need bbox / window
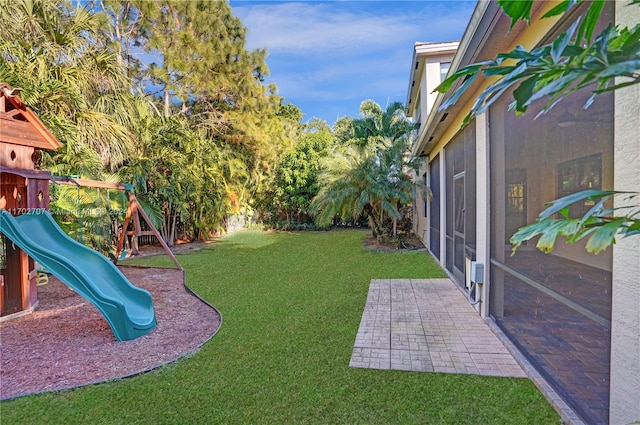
[440,62,451,82]
[557,153,602,217]
[505,169,527,244]
[423,173,428,218]
[429,155,441,259]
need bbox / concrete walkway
[350,278,526,377]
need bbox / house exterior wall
[406,43,457,249]
[423,55,451,117]
[609,3,640,423]
[406,1,638,423]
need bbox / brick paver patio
[350,278,526,377]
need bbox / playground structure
[50,175,181,270]
[0,83,172,341]
[0,83,61,317]
[1,209,157,340]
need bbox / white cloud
[266,41,413,97]
[236,3,392,52]
[230,1,476,123]
[234,2,471,54]
[269,60,407,103]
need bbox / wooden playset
[0,83,179,322]
[0,83,61,318]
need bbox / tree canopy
[0,0,299,245]
[310,101,419,240]
[0,1,424,246]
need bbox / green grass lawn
[1,230,560,424]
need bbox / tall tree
[97,0,292,241]
[310,101,419,239]
[0,0,306,245]
[311,137,418,239]
[271,128,334,225]
[352,100,418,148]
[332,116,357,145]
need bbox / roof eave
[405,41,461,118]
[411,0,559,158]
[412,0,498,157]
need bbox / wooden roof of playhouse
[0,83,62,150]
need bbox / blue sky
[229,1,476,126]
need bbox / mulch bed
[0,233,423,400]
[362,233,426,251]
[0,266,221,400]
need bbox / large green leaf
[496,45,540,61]
[497,0,534,28]
[538,190,618,219]
[511,191,639,254]
[584,220,621,254]
[438,73,478,112]
[512,75,538,112]
[551,19,579,63]
[621,24,640,53]
[438,0,640,123]
[542,1,578,19]
[578,0,606,42]
[597,58,640,78]
[434,62,494,93]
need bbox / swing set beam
[51,176,182,270]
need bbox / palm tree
[311,101,419,240]
[311,136,418,239]
[0,0,135,174]
[352,100,418,148]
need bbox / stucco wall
[414,158,429,244]
[475,113,490,317]
[609,2,640,422]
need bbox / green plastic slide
[0,210,156,341]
